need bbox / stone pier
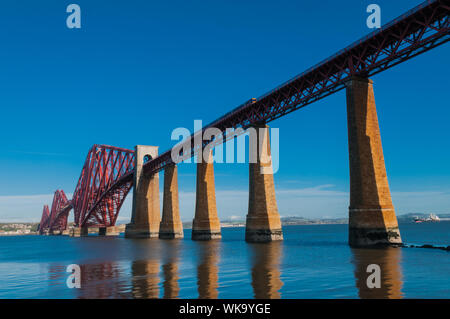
[69,226,88,237]
[98,226,119,236]
[125,145,161,238]
[159,164,184,239]
[346,76,402,247]
[192,150,221,240]
[245,124,283,242]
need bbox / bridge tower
[125,145,161,238]
[346,76,402,246]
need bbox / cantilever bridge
[38,0,449,245]
[38,145,135,234]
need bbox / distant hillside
[182,216,349,227]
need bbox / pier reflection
[196,240,220,299]
[131,259,160,298]
[47,264,66,283]
[129,239,183,299]
[249,242,283,299]
[130,239,162,299]
[160,240,181,299]
[75,262,123,298]
[351,247,404,299]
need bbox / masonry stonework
[125,145,161,238]
[98,226,119,236]
[245,124,283,242]
[160,164,184,239]
[69,226,88,237]
[346,77,402,246]
[192,150,221,240]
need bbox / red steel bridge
[38,0,449,235]
[38,145,135,234]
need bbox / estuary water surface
[0,223,449,299]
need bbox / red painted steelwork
[71,145,135,228]
[38,205,50,234]
[47,190,70,232]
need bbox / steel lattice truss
[38,205,50,234]
[142,0,449,177]
[47,190,71,232]
[71,145,135,228]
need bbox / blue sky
[0,0,449,222]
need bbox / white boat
[429,213,440,221]
[414,213,440,223]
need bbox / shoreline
[1,220,448,236]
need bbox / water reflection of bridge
[57,240,286,299]
[351,247,403,299]
[52,241,404,299]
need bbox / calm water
[0,223,449,299]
